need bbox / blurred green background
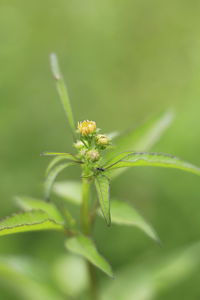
[1,0,200,299]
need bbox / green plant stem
[81,178,91,235]
[81,177,98,299]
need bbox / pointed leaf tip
[50,53,61,80]
[65,235,113,277]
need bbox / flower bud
[74,140,84,149]
[78,120,96,136]
[96,134,109,147]
[86,150,100,162]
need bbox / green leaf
[41,152,78,161]
[45,162,75,200]
[65,235,113,277]
[105,152,200,176]
[103,111,174,178]
[46,156,73,176]
[15,196,64,223]
[95,175,111,226]
[0,256,63,300]
[0,210,64,236]
[50,53,76,135]
[53,254,89,297]
[108,200,159,242]
[53,181,82,205]
[105,110,174,159]
[100,242,200,300]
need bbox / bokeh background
[1,0,200,299]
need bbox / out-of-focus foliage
[1,0,200,299]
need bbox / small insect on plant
[1,53,200,299]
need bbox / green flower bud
[86,150,100,162]
[74,140,84,149]
[96,134,109,148]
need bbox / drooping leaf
[104,110,174,162]
[53,181,82,205]
[95,175,111,226]
[65,235,113,277]
[50,53,76,135]
[0,210,64,236]
[105,152,200,176]
[106,200,159,242]
[15,196,64,223]
[44,162,76,200]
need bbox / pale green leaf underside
[53,181,82,205]
[110,200,159,242]
[65,235,113,277]
[15,196,64,223]
[104,111,174,162]
[106,152,200,176]
[0,210,64,236]
[45,162,75,200]
[95,175,111,226]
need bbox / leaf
[53,181,82,205]
[103,111,174,178]
[65,235,113,277]
[100,242,200,300]
[95,175,111,226]
[53,254,89,297]
[44,162,75,200]
[15,196,64,223]
[46,156,73,176]
[108,200,159,242]
[0,256,63,300]
[50,53,76,134]
[106,131,119,140]
[104,110,174,161]
[0,210,64,236]
[41,152,78,161]
[105,152,200,176]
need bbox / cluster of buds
[75,120,110,163]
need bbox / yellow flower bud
[86,150,100,162]
[96,134,109,146]
[77,120,96,136]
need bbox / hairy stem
[81,177,98,299]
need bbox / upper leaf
[105,152,200,176]
[109,200,159,242]
[50,53,76,135]
[95,175,111,226]
[104,110,174,163]
[41,152,78,161]
[16,196,64,223]
[65,235,113,277]
[46,156,74,176]
[0,210,64,236]
[44,162,76,200]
